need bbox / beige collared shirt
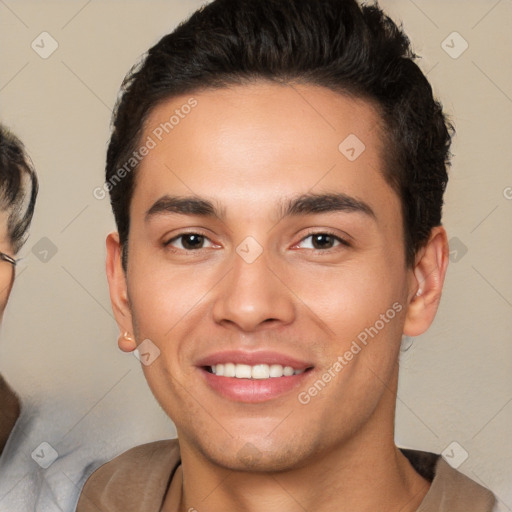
[76,439,496,512]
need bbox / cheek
[289,256,407,402]
[128,262,212,339]
[286,257,405,337]
[0,275,14,316]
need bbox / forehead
[0,210,10,247]
[133,82,398,221]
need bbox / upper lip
[196,350,314,370]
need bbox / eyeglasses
[0,252,17,266]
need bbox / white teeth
[235,364,252,379]
[224,362,236,377]
[283,366,294,376]
[252,364,270,379]
[269,364,283,377]
[210,363,305,379]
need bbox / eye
[165,233,215,251]
[297,232,349,250]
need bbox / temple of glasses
[0,252,17,266]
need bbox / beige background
[0,0,510,508]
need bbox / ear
[106,232,136,352]
[403,226,449,337]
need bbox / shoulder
[401,448,496,512]
[423,456,496,511]
[76,439,181,512]
[1,404,97,511]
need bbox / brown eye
[182,234,204,249]
[298,232,348,250]
[311,234,336,249]
[166,233,211,250]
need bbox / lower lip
[200,368,311,403]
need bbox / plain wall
[0,0,510,508]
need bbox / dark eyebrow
[146,196,222,221]
[145,192,375,222]
[280,193,376,220]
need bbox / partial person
[0,124,38,458]
[0,125,99,511]
[0,124,38,491]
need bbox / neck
[165,372,430,512]
[0,374,20,455]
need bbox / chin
[198,436,317,474]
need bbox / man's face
[116,83,419,471]
[0,211,15,321]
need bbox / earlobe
[118,331,137,352]
[403,226,449,337]
[106,232,135,338]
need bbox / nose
[211,249,296,333]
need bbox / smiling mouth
[205,363,313,379]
